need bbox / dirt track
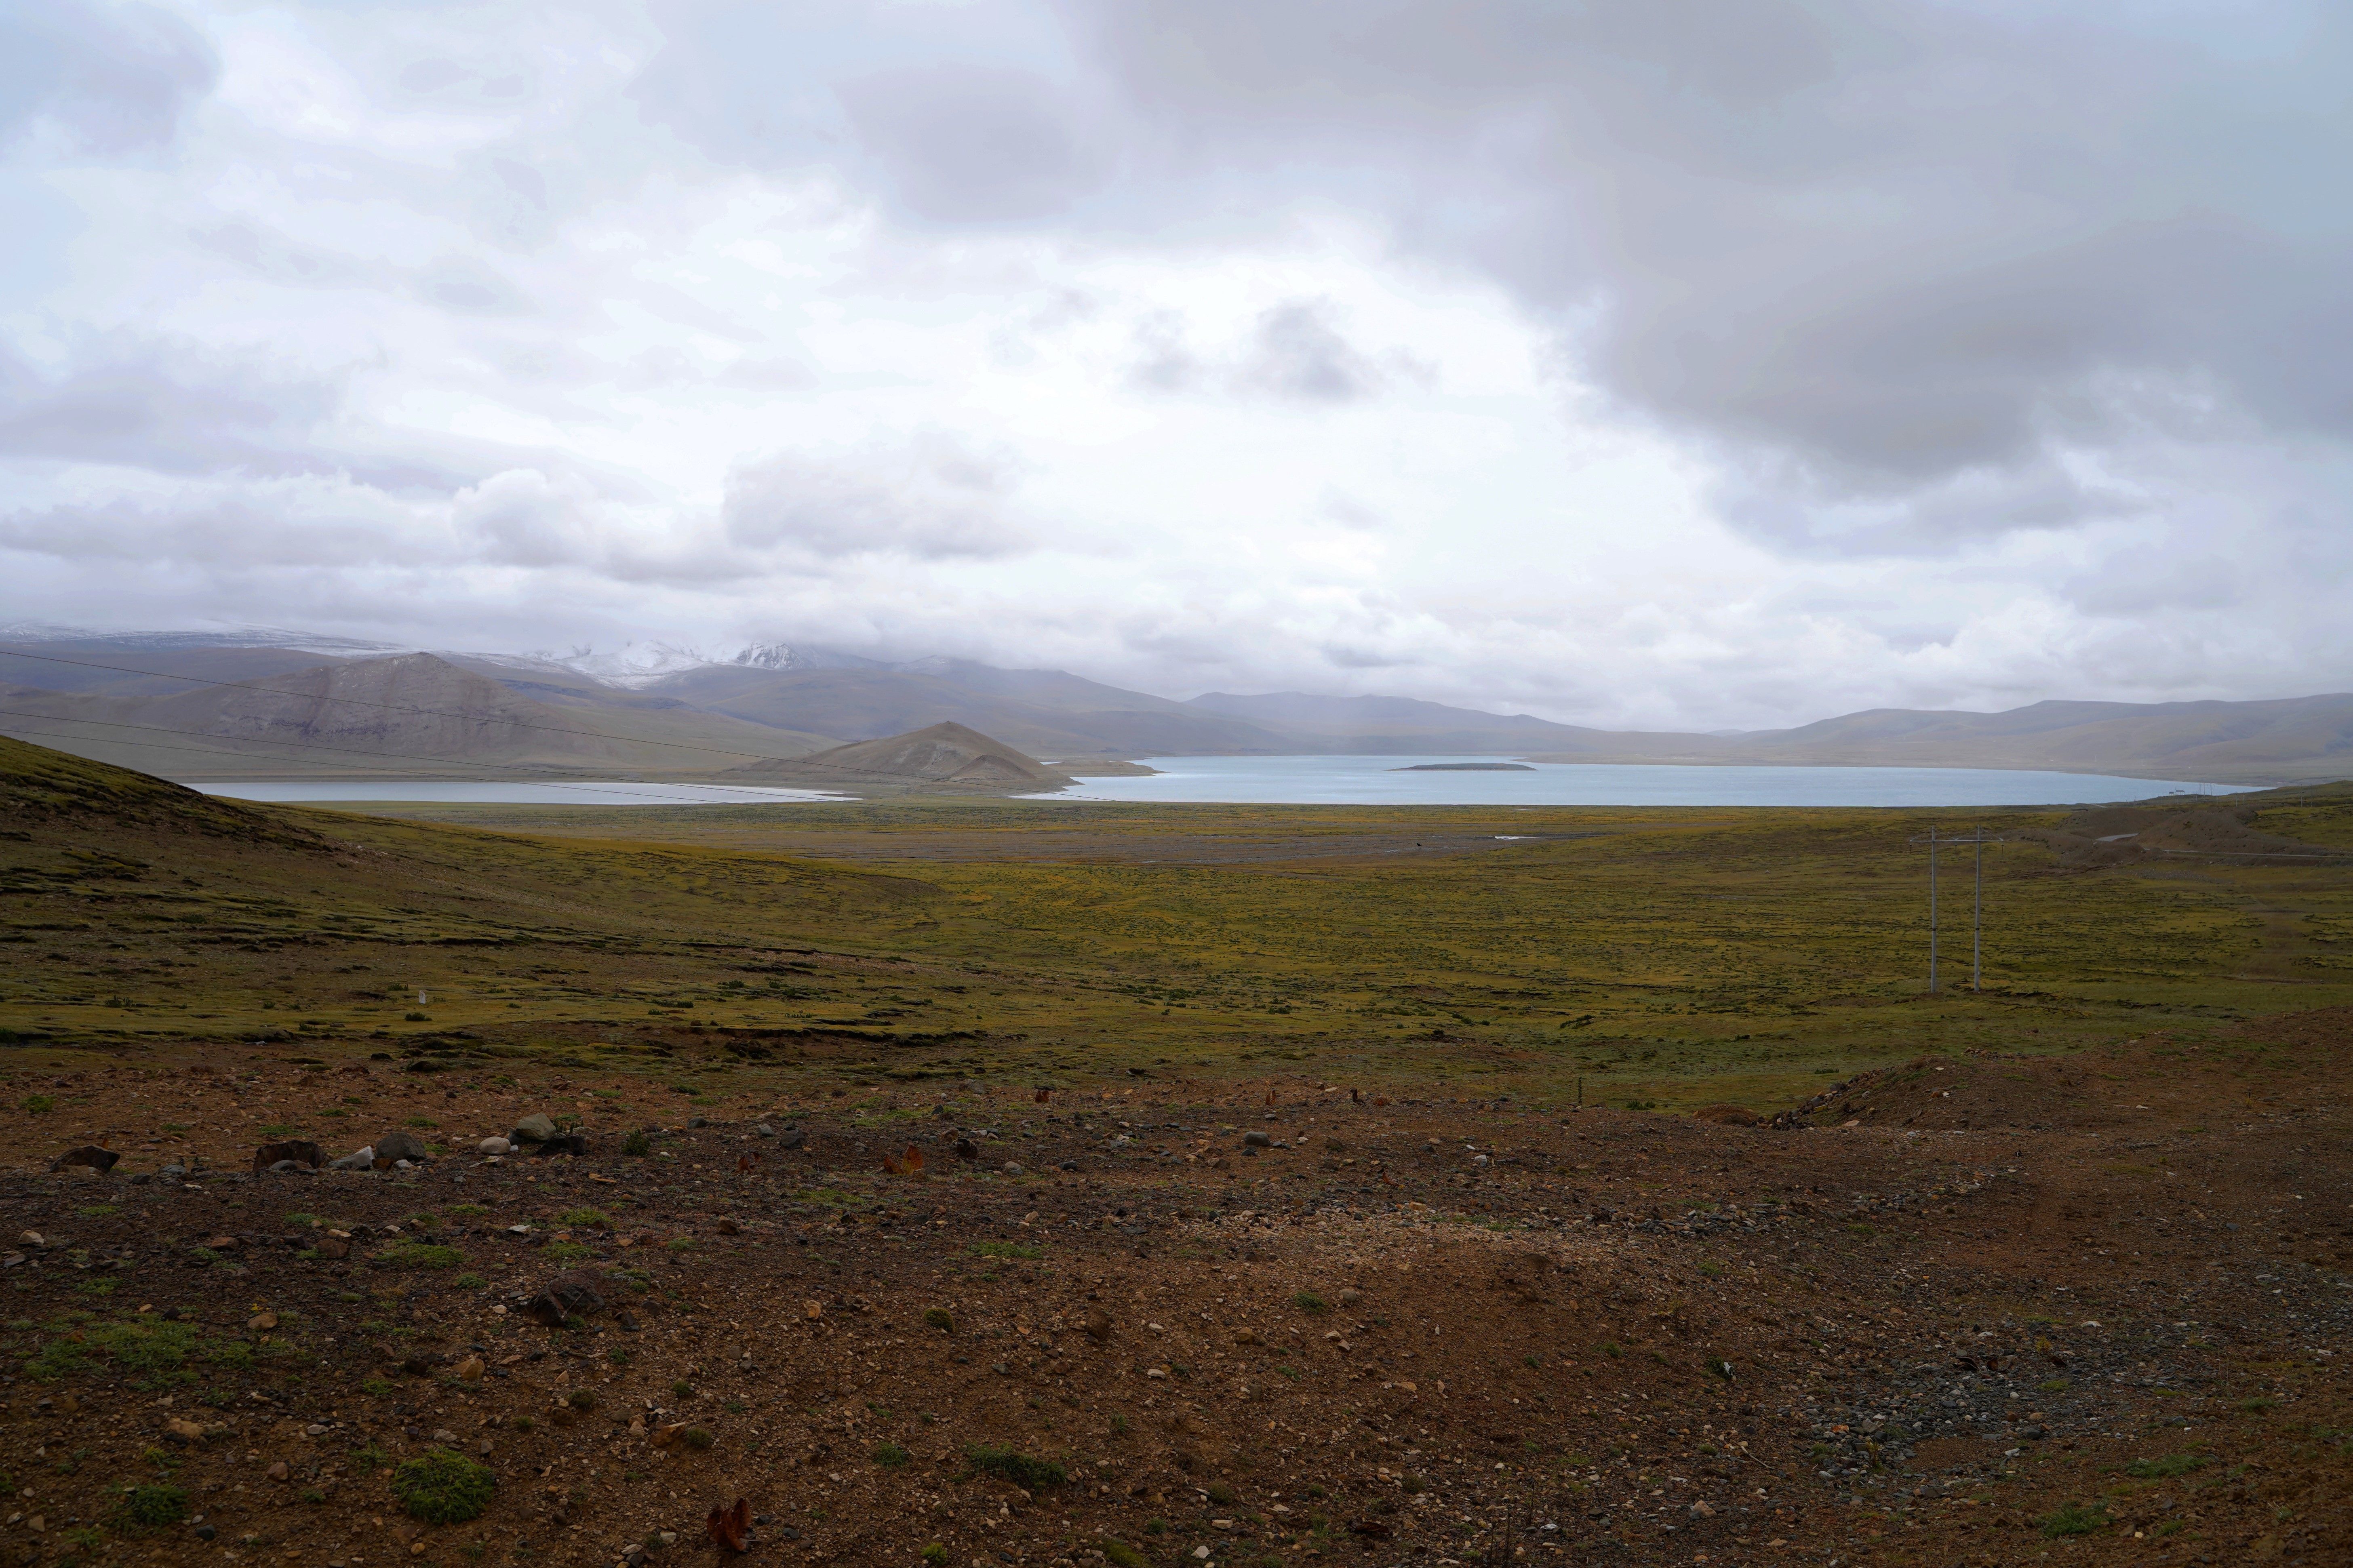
[2,1014,2349,1567]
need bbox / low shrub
[392,1450,495,1525]
[965,1444,1066,1490]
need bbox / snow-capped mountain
[474,640,890,688]
[729,643,888,674]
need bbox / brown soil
[3,1018,2350,1568]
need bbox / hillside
[1181,690,1649,753]
[721,720,1074,794]
[1522,692,2353,784]
[0,652,835,779]
[646,663,1281,760]
[3,627,2352,783]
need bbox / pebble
[478,1137,512,1156]
[248,1312,277,1331]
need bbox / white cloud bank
[0,0,2349,728]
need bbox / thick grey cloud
[0,337,340,478]
[0,0,217,158]
[0,0,2349,730]
[1127,301,1405,404]
[1053,0,2353,541]
[723,436,1032,561]
[836,65,1108,224]
[1239,302,1386,404]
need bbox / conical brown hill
[722,721,1072,793]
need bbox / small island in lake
[1392,762,1537,771]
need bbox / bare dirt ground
[3,1016,2349,1568]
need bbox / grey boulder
[372,1130,430,1165]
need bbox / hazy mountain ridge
[0,650,836,779]
[0,626,2346,785]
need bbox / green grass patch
[116,1482,188,1529]
[965,1444,1066,1490]
[2125,1454,2207,1480]
[2040,1502,2108,1539]
[377,1242,465,1270]
[968,1241,1041,1260]
[392,1450,496,1525]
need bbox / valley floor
[2,1024,2348,1568]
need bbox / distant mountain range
[0,625,2346,787]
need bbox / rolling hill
[720,721,1074,794]
[0,650,834,779]
[1521,693,2353,785]
[1,625,2349,785]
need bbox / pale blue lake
[198,780,839,806]
[200,758,2253,808]
[1053,756,2251,807]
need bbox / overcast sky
[2,0,2348,728]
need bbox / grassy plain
[6,739,2353,1564]
[7,736,2352,1114]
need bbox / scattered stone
[250,1139,323,1173]
[513,1113,558,1143]
[248,1312,278,1331]
[524,1276,612,1328]
[1085,1307,1114,1341]
[478,1137,512,1156]
[372,1130,429,1166]
[330,1146,376,1171]
[756,1123,777,1138]
[530,1133,590,1158]
[48,1145,120,1174]
[455,1356,485,1380]
[1242,1131,1272,1148]
[775,1127,806,1150]
[265,1460,289,1481]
